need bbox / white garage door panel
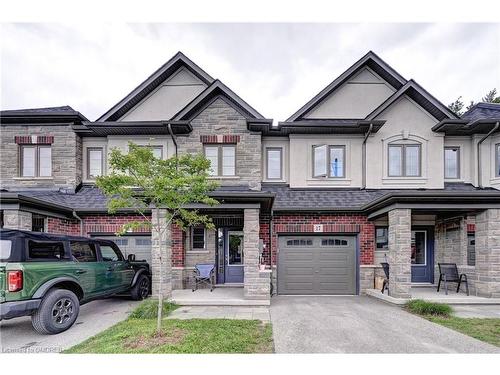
[96,235,152,265]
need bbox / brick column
[151,209,172,299]
[3,210,32,230]
[243,208,269,300]
[475,209,500,298]
[388,209,412,298]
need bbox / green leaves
[96,141,219,233]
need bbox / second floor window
[388,144,420,177]
[204,145,236,177]
[87,148,103,179]
[266,147,282,180]
[21,145,51,177]
[496,143,500,177]
[137,145,163,159]
[313,145,345,178]
[444,147,460,179]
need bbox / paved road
[270,296,499,353]
[0,297,140,353]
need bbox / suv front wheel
[31,288,80,334]
[130,274,150,300]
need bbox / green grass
[406,299,499,347]
[406,299,453,317]
[129,299,179,319]
[64,318,274,353]
[428,317,500,347]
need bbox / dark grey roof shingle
[462,102,500,121]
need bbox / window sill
[382,177,427,185]
[13,177,54,180]
[306,177,352,186]
[208,176,241,180]
[186,250,209,254]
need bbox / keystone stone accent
[474,209,500,298]
[151,209,172,299]
[388,208,412,298]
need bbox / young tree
[96,142,218,334]
[482,88,500,103]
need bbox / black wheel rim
[139,278,149,298]
[52,298,74,325]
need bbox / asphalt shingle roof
[462,102,500,121]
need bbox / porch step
[215,283,244,288]
[365,289,500,305]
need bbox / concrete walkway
[452,305,500,318]
[167,306,270,321]
[270,296,499,353]
[0,297,140,353]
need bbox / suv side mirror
[127,254,136,262]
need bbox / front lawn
[428,317,500,347]
[65,318,274,353]
[406,300,500,347]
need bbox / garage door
[278,236,356,295]
[96,235,152,265]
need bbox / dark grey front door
[278,235,357,295]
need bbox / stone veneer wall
[0,124,82,191]
[3,210,32,230]
[176,97,262,191]
[388,209,412,298]
[475,209,500,298]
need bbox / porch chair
[437,263,469,296]
[192,263,216,292]
[380,262,389,294]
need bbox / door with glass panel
[410,228,434,283]
[216,228,244,283]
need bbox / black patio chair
[437,263,469,296]
[192,264,215,292]
[380,262,389,294]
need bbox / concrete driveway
[270,296,499,353]
[0,297,140,353]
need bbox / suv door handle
[75,269,87,274]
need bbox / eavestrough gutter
[477,121,500,188]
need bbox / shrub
[406,299,452,317]
[129,299,179,319]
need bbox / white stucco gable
[304,67,395,119]
[119,67,207,121]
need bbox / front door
[411,228,434,283]
[216,228,244,284]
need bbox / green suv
[0,229,151,334]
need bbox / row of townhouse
[1,51,500,302]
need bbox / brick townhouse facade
[2,51,500,303]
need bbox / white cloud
[1,23,499,121]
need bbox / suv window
[28,240,65,260]
[100,244,123,262]
[71,241,97,262]
[0,239,12,261]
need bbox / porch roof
[262,183,500,216]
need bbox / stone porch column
[151,209,172,299]
[388,208,412,298]
[243,208,269,300]
[475,209,500,298]
[3,210,32,230]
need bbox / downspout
[362,123,374,189]
[167,123,178,169]
[477,121,499,188]
[269,210,274,296]
[72,210,83,236]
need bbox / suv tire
[31,288,80,334]
[130,274,150,300]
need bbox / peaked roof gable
[365,79,459,121]
[286,51,407,122]
[172,80,265,120]
[97,52,214,122]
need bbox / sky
[1,23,499,121]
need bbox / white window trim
[204,144,236,177]
[20,145,52,178]
[444,146,461,180]
[312,144,346,179]
[266,147,283,180]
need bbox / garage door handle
[75,269,87,275]
[315,271,319,273]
